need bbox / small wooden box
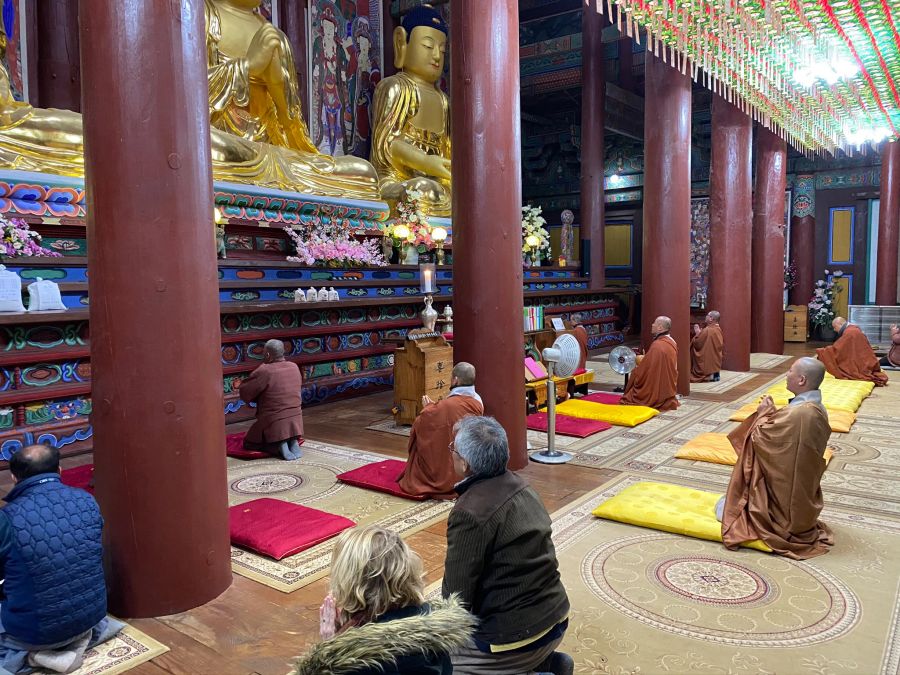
[393,335,453,425]
[784,305,808,343]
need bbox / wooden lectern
[393,332,453,425]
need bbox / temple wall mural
[308,0,383,159]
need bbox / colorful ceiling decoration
[585,0,900,153]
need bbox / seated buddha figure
[371,5,451,216]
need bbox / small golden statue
[371,5,451,216]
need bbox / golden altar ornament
[371,5,452,216]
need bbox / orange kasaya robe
[620,334,679,411]
[398,393,484,499]
[690,324,724,382]
[816,324,888,386]
[722,401,834,559]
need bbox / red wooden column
[642,51,691,395]
[450,0,527,469]
[788,175,816,306]
[279,0,309,122]
[80,0,232,616]
[751,126,787,354]
[708,95,752,371]
[581,5,605,288]
[876,140,900,305]
[37,0,81,111]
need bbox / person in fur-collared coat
[290,527,475,675]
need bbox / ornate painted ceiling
[585,0,900,153]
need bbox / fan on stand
[608,345,637,391]
[530,333,581,464]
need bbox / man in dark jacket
[0,444,122,673]
[442,416,573,675]
[239,339,305,460]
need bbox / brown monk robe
[816,317,888,386]
[690,311,724,382]
[720,357,833,559]
[398,362,484,499]
[239,339,304,460]
[621,315,679,411]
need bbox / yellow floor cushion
[550,399,659,427]
[674,433,835,466]
[591,481,771,552]
[763,381,871,413]
[728,404,856,432]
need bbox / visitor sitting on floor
[239,339,305,460]
[716,357,833,559]
[816,316,888,386]
[0,445,123,674]
[292,526,475,675]
[442,416,574,675]
[621,315,679,410]
[880,323,900,369]
[690,310,724,383]
[398,362,483,499]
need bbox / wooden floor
[0,342,819,674]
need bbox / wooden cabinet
[392,335,453,425]
[784,305,808,342]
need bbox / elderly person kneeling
[442,416,573,675]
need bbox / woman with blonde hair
[291,526,475,675]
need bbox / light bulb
[393,223,410,239]
[432,226,448,242]
[525,234,541,248]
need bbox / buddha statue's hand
[247,23,283,79]
[420,154,451,180]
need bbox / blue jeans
[0,613,124,674]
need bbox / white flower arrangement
[808,269,843,329]
[521,205,550,260]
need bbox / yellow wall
[830,208,853,264]
[605,223,632,267]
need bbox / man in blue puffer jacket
[0,445,122,673]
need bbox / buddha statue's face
[221,0,264,10]
[404,26,446,84]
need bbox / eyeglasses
[448,442,460,457]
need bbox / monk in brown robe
[239,339,304,460]
[398,362,483,499]
[718,357,833,559]
[690,310,724,382]
[816,317,888,386]
[621,316,679,411]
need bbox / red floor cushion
[226,432,272,460]
[336,460,426,500]
[61,464,94,493]
[582,392,624,405]
[229,498,355,560]
[527,412,612,437]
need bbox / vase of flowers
[387,190,436,265]
[284,218,387,268]
[808,270,843,340]
[522,205,550,266]
[0,215,60,260]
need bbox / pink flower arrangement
[284,220,386,268]
[0,216,61,259]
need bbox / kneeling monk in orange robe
[398,362,483,499]
[690,311,724,382]
[239,339,304,460]
[718,357,833,559]
[621,316,679,411]
[816,317,888,386]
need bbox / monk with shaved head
[690,310,724,382]
[621,315,679,410]
[816,316,888,386]
[718,357,833,559]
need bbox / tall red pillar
[451,0,527,469]
[37,0,81,111]
[279,0,309,122]
[789,175,816,307]
[751,127,787,354]
[642,52,691,395]
[708,95,752,371]
[876,140,900,305]
[581,5,605,288]
[80,0,232,616]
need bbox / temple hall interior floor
[3,340,899,674]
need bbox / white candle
[421,266,435,293]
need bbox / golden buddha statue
[371,5,451,216]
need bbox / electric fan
[530,333,581,464]
[608,345,637,391]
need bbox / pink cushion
[229,498,355,560]
[527,412,611,437]
[582,392,623,405]
[336,460,426,500]
[61,464,94,493]
[573,368,588,376]
[226,432,273,460]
